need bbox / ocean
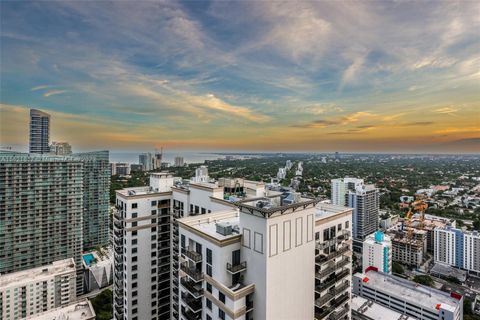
[109,151,224,165]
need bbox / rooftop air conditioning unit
[216,222,233,236]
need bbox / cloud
[290,111,374,129]
[399,121,435,126]
[434,107,458,114]
[43,90,66,97]
[31,85,50,91]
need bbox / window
[132,231,137,236]
[132,282,137,288]
[132,256,137,262]
[181,235,186,249]
[219,292,225,304]
[206,248,212,264]
[206,298,212,310]
[338,223,342,231]
[132,291,138,297]
[345,221,349,229]
[151,210,157,215]
[132,248,137,253]
[219,309,225,320]
[206,265,212,276]
[206,283,212,293]
[132,274,137,280]
[132,203,138,209]
[151,227,156,232]
[132,212,137,218]
[151,234,156,240]
[195,205,199,214]
[151,268,156,274]
[151,201,157,206]
[132,239,137,245]
[132,265,137,271]
[201,207,206,214]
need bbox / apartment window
[151,268,156,274]
[151,234,156,240]
[132,212,137,218]
[208,210,211,213]
[151,210,157,215]
[132,239,137,245]
[132,256,137,262]
[181,235,186,249]
[132,291,137,297]
[345,221,349,229]
[219,292,225,304]
[206,298,212,310]
[132,265,137,271]
[151,227,156,232]
[219,309,225,320]
[338,223,342,231]
[151,201,157,206]
[132,274,137,280]
[190,204,193,213]
[201,207,206,214]
[195,205,199,214]
[151,218,157,224]
[151,243,157,249]
[132,231,137,236]
[132,299,137,306]
[151,276,156,282]
[132,203,138,209]
[151,292,157,299]
[206,265,212,276]
[132,282,137,288]
[206,283,212,293]
[151,284,156,290]
[132,308,137,314]
[206,248,212,264]
[132,248,137,253]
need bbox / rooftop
[315,203,353,220]
[27,299,95,320]
[116,186,171,197]
[0,258,76,288]
[355,270,462,313]
[177,210,241,242]
[351,295,408,320]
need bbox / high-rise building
[362,231,392,274]
[176,199,353,320]
[73,151,110,249]
[29,109,50,154]
[191,165,209,183]
[174,156,185,167]
[139,153,153,171]
[331,177,379,252]
[353,268,463,320]
[0,152,84,294]
[111,162,131,176]
[113,173,175,320]
[0,258,77,319]
[434,227,480,275]
[49,142,72,155]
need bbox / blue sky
[1,1,479,152]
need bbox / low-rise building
[0,259,77,319]
[362,231,392,274]
[27,299,95,320]
[353,269,463,320]
[82,248,113,293]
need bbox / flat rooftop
[315,203,353,220]
[116,186,170,197]
[177,210,241,241]
[27,299,95,319]
[356,270,461,312]
[0,258,75,289]
[351,295,407,320]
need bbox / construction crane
[412,197,428,229]
[405,207,414,239]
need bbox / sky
[0,1,479,153]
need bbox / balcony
[181,309,201,320]
[316,245,350,264]
[329,304,349,320]
[180,262,203,282]
[316,269,350,293]
[315,292,334,308]
[181,292,202,313]
[316,239,336,251]
[331,293,349,309]
[226,261,247,274]
[180,277,204,298]
[246,300,254,312]
[183,248,202,263]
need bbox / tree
[90,289,112,320]
[392,262,404,275]
[413,275,434,287]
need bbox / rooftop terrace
[0,258,76,288]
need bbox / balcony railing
[181,309,201,320]
[181,292,202,313]
[180,263,203,282]
[183,248,202,263]
[226,261,247,274]
[316,245,350,264]
[315,292,334,308]
[329,305,349,320]
[316,269,350,292]
[331,293,349,309]
[180,277,204,298]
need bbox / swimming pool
[83,253,95,266]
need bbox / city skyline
[1,1,479,153]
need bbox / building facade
[74,151,111,248]
[29,109,50,154]
[111,162,131,176]
[0,259,77,319]
[174,157,185,167]
[176,198,353,320]
[49,142,72,155]
[331,178,379,252]
[0,152,84,294]
[434,227,480,275]
[353,269,463,320]
[362,231,392,274]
